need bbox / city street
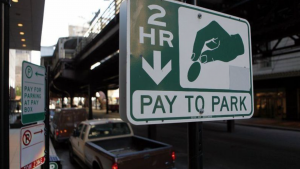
[3,1,300,169]
[55,112,300,169]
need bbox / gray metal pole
[88,85,93,119]
[0,1,10,168]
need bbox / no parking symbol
[22,130,32,146]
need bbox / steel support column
[61,95,64,108]
[0,1,10,168]
[105,89,109,114]
[95,97,97,110]
[88,85,93,120]
[185,0,199,5]
[70,92,74,107]
[227,120,235,133]
[148,125,157,140]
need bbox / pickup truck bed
[86,136,174,169]
[91,136,167,155]
[71,119,175,169]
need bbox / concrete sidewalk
[9,129,20,169]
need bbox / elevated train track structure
[48,0,300,108]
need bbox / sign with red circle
[22,130,32,146]
[20,123,45,169]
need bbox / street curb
[235,122,300,132]
[211,121,300,132]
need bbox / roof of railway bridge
[49,0,300,96]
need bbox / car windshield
[88,122,131,139]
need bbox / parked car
[108,104,119,112]
[50,108,87,144]
[49,109,55,121]
[69,119,175,169]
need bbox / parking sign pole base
[188,122,203,169]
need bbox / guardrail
[73,0,123,58]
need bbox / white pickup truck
[69,119,175,169]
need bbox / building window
[260,58,272,68]
[255,89,286,119]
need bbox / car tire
[93,162,101,169]
[69,145,76,164]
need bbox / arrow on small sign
[34,129,43,134]
[142,51,172,85]
[35,72,44,77]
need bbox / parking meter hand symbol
[188,21,245,82]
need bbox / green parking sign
[50,162,58,169]
[120,0,253,125]
[22,61,45,124]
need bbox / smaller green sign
[50,162,58,169]
[21,61,46,124]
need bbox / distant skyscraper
[9,49,32,99]
[68,25,89,36]
[14,50,31,87]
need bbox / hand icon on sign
[188,21,245,82]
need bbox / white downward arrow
[142,50,172,85]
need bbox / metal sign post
[188,122,203,169]
[0,0,10,168]
[185,1,202,169]
[42,66,50,169]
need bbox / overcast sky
[41,0,113,46]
